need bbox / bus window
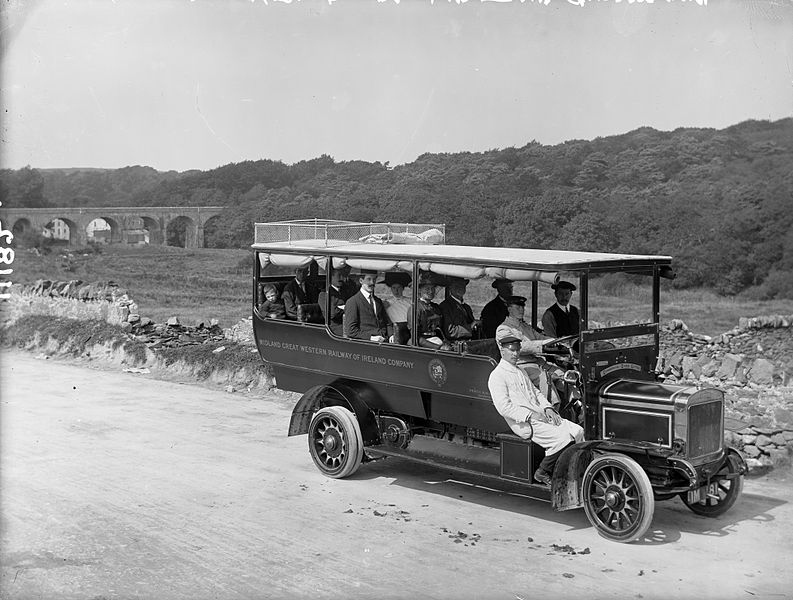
[256,254,323,323]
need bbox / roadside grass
[11,245,793,336]
[12,245,253,328]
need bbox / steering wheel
[541,334,580,365]
[544,334,577,347]
[542,334,577,353]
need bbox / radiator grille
[687,400,722,459]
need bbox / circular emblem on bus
[428,358,447,387]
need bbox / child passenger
[259,284,286,319]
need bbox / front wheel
[582,454,655,543]
[680,453,743,517]
[308,406,364,479]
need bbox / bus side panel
[253,317,497,403]
[429,393,511,434]
[274,367,428,419]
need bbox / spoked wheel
[680,453,743,517]
[308,406,364,479]
[582,454,655,543]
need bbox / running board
[365,438,551,503]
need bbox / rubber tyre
[680,453,743,517]
[582,454,655,543]
[308,406,364,479]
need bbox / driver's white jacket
[488,359,584,454]
[496,317,547,355]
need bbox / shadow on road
[356,455,591,532]
[642,490,788,545]
[352,455,789,545]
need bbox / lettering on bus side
[257,338,415,370]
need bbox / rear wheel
[582,454,655,543]
[680,453,743,517]
[308,406,364,479]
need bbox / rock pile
[17,280,234,349]
[660,316,792,386]
[224,317,256,346]
[659,316,793,472]
[126,316,227,349]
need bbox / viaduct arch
[0,206,224,248]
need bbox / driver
[488,329,584,486]
[495,295,565,404]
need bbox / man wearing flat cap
[488,328,584,486]
[440,276,479,342]
[542,281,580,338]
[343,270,391,342]
[480,278,513,339]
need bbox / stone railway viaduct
[0,206,224,248]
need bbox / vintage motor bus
[252,219,745,543]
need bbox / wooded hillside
[2,118,791,298]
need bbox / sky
[1,0,791,172]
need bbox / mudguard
[287,379,380,445]
[551,441,597,511]
[550,439,662,511]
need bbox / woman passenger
[381,272,412,344]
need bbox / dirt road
[1,350,792,600]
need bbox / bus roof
[250,239,673,272]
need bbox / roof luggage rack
[254,219,446,247]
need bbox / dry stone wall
[659,317,793,472]
[9,280,253,349]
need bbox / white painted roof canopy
[252,239,672,272]
[252,220,672,280]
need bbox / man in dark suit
[282,266,319,320]
[480,278,513,339]
[439,277,479,341]
[337,265,359,301]
[318,268,346,335]
[343,270,390,341]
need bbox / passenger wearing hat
[496,295,565,405]
[318,268,347,335]
[343,269,391,342]
[380,272,412,345]
[337,264,359,301]
[488,327,585,486]
[439,276,479,342]
[542,281,580,338]
[282,266,319,320]
[480,278,514,339]
[407,272,452,350]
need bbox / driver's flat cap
[496,326,522,346]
